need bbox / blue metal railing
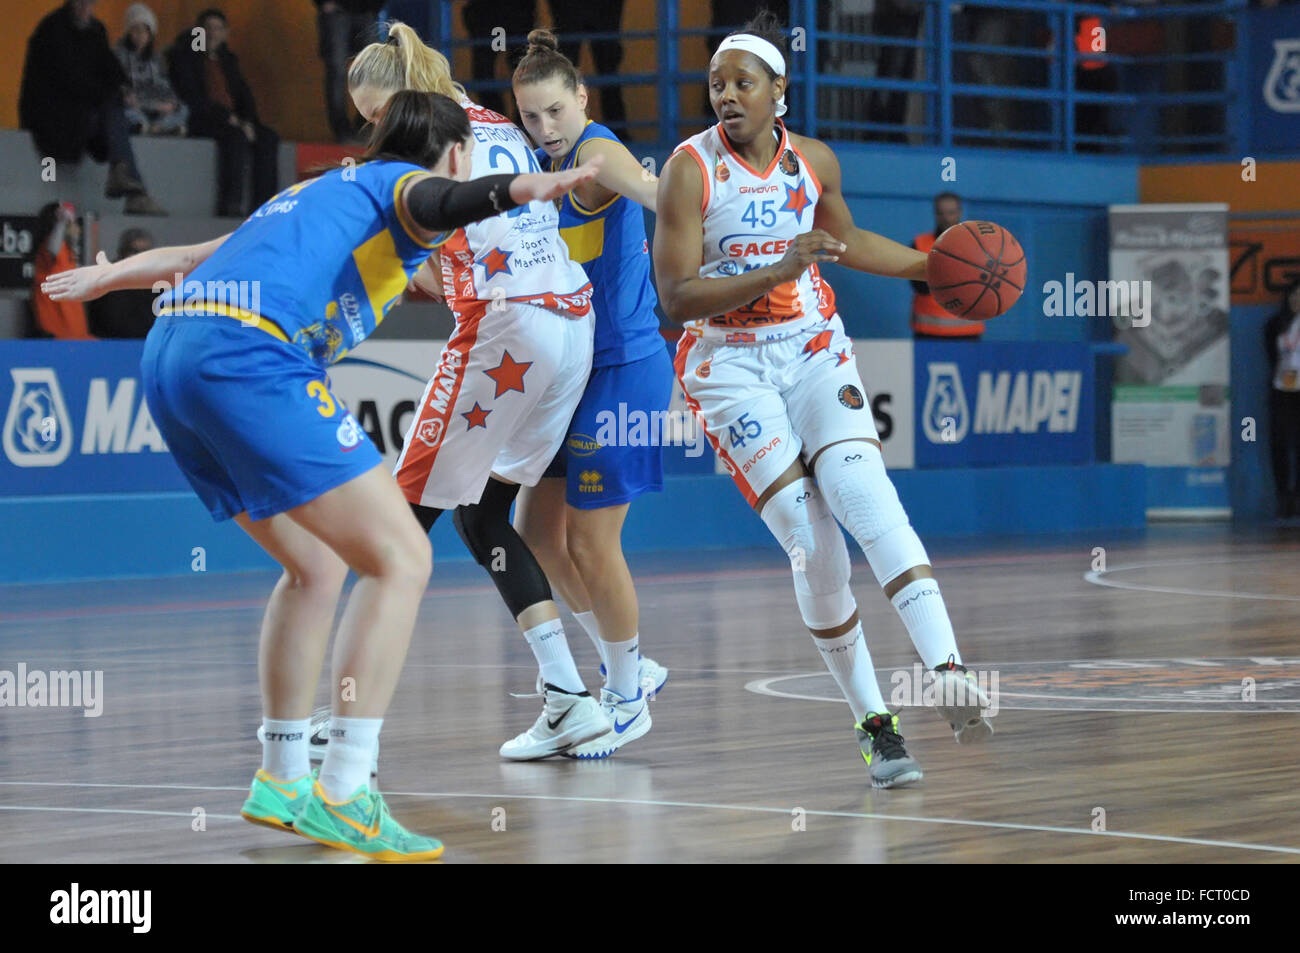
[420,0,1248,155]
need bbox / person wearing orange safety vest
[910,191,984,339]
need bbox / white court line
[1084,556,1300,602]
[0,804,241,820]
[1,779,1296,856]
[744,674,1300,713]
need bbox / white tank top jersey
[671,121,837,343]
[434,99,593,324]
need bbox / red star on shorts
[463,402,491,429]
[836,349,851,366]
[780,179,812,223]
[802,329,833,359]
[480,247,512,279]
[483,350,532,398]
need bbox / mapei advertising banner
[912,341,1095,467]
[4,336,1107,496]
[0,338,711,498]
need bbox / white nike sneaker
[255,705,379,777]
[563,687,652,760]
[599,655,669,699]
[499,684,611,761]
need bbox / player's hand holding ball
[925,221,1026,320]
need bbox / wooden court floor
[1,524,1298,863]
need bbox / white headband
[714,33,787,117]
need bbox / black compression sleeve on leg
[453,478,553,618]
[410,502,444,535]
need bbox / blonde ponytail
[348,21,467,100]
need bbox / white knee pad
[760,478,856,629]
[813,442,929,586]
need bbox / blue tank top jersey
[538,121,664,368]
[158,159,443,366]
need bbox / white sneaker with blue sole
[563,687,652,760]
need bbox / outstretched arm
[400,157,604,240]
[574,136,659,212]
[800,135,928,282]
[41,233,232,301]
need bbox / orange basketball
[925,221,1027,320]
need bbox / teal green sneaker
[239,769,314,833]
[293,781,444,862]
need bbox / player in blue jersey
[508,30,675,758]
[41,90,600,859]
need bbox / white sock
[260,717,310,780]
[525,618,585,694]
[890,579,961,669]
[600,635,640,699]
[811,623,887,724]
[318,716,382,802]
[573,610,602,657]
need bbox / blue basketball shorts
[543,345,674,509]
[141,314,382,522]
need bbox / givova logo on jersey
[3,367,166,468]
[922,361,1082,444]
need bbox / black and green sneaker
[855,711,923,789]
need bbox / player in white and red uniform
[654,14,993,789]
[342,24,613,762]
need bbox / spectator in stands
[313,0,384,142]
[549,1,629,138]
[169,8,280,218]
[31,202,95,339]
[1074,13,1118,150]
[462,0,537,116]
[87,228,158,338]
[19,1,168,216]
[116,4,188,137]
[1266,279,1300,518]
[910,193,984,340]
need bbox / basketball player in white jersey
[653,12,993,788]
[344,24,612,760]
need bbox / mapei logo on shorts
[837,384,864,409]
[567,433,600,457]
[3,368,72,467]
[416,418,444,448]
[1263,39,1300,113]
[336,412,362,450]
